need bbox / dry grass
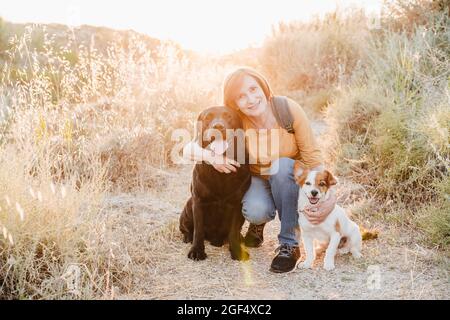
[0,2,449,299]
[0,143,108,299]
[0,24,237,299]
[259,8,370,93]
[323,9,449,248]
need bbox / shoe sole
[269,258,301,274]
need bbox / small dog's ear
[325,170,337,186]
[294,161,309,186]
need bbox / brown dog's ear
[294,161,309,186]
[194,111,207,148]
[325,170,337,186]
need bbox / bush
[383,0,450,33]
[259,9,370,92]
[415,177,450,248]
[324,11,449,247]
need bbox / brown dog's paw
[188,246,207,261]
[209,239,224,247]
[182,233,193,244]
[230,248,250,261]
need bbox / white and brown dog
[294,161,362,271]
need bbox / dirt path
[113,119,449,300]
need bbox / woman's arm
[287,98,324,169]
[182,140,213,163]
[295,164,325,176]
[287,99,336,224]
[303,187,337,225]
[182,140,241,174]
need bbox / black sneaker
[244,223,265,248]
[270,244,301,273]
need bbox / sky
[0,0,383,54]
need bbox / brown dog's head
[294,161,337,205]
[195,106,242,149]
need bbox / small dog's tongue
[209,140,229,155]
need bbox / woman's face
[234,75,268,118]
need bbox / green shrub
[325,11,449,247]
[415,177,450,248]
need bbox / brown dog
[179,106,251,261]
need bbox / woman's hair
[223,67,273,111]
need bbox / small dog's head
[294,161,337,205]
[195,106,242,148]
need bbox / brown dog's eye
[319,181,326,187]
[223,112,233,121]
[204,113,214,122]
[305,182,311,186]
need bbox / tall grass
[324,10,449,248]
[259,9,370,96]
[1,25,233,189]
[268,0,450,250]
[0,25,235,298]
[0,144,108,298]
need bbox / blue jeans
[241,157,300,246]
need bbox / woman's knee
[269,157,295,181]
[242,201,275,225]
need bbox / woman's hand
[207,154,241,174]
[303,190,337,225]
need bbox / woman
[183,67,336,273]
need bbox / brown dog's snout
[311,190,319,197]
[207,119,227,140]
[212,122,225,131]
[197,106,242,149]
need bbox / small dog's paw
[231,248,250,261]
[188,247,207,261]
[338,248,350,255]
[323,261,335,271]
[299,261,313,269]
[351,251,362,259]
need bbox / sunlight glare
[0,0,382,54]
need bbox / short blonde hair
[223,67,273,112]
